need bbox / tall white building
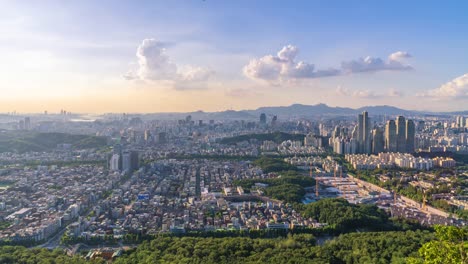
[110,154,120,171]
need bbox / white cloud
[335,86,350,96]
[179,66,214,82]
[389,51,412,61]
[277,45,298,61]
[126,38,214,89]
[334,86,378,98]
[423,73,468,98]
[243,45,340,82]
[136,39,177,80]
[341,55,412,74]
[388,88,403,97]
[244,45,413,82]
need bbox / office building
[385,120,397,152]
[396,116,406,153]
[24,117,31,130]
[406,120,415,153]
[259,113,267,124]
[122,151,139,173]
[372,128,385,154]
[456,116,466,128]
[110,154,121,171]
[357,111,371,154]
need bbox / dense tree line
[219,132,305,145]
[0,246,103,264]
[253,156,299,173]
[233,170,314,203]
[0,131,107,153]
[3,214,465,263]
[300,198,393,233]
[112,231,433,264]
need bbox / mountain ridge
[124,103,465,120]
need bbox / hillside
[219,132,305,145]
[0,131,108,153]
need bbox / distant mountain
[246,103,420,118]
[249,103,354,117]
[355,105,418,116]
[127,103,457,121]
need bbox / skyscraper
[259,113,267,124]
[357,111,371,153]
[456,116,466,128]
[110,154,121,171]
[271,115,278,127]
[396,116,406,153]
[372,128,384,154]
[385,120,397,152]
[122,151,139,173]
[406,120,415,153]
[24,117,31,130]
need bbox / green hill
[220,132,305,145]
[0,131,108,153]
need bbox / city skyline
[0,2,467,262]
[1,1,468,113]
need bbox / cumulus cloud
[422,73,468,98]
[335,86,378,98]
[125,38,213,89]
[388,88,403,97]
[335,86,350,96]
[179,66,214,82]
[341,55,412,74]
[243,45,413,82]
[243,44,340,81]
[135,39,177,80]
[389,51,412,61]
[336,86,403,98]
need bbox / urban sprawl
[0,109,467,260]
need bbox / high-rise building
[18,120,25,130]
[271,115,278,127]
[351,125,358,140]
[144,130,152,142]
[385,120,397,152]
[456,116,466,128]
[259,113,267,124]
[110,154,121,171]
[396,116,406,153]
[372,128,384,154]
[357,111,371,153]
[24,117,31,130]
[406,120,415,153]
[122,151,139,173]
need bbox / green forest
[0,131,107,153]
[219,132,305,145]
[0,230,437,264]
[0,212,466,263]
[233,170,313,203]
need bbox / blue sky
[0,0,467,112]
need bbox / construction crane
[422,191,427,211]
[341,167,347,200]
[333,168,336,186]
[419,179,428,211]
[394,175,404,204]
[310,162,319,197]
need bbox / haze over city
[1,0,467,113]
